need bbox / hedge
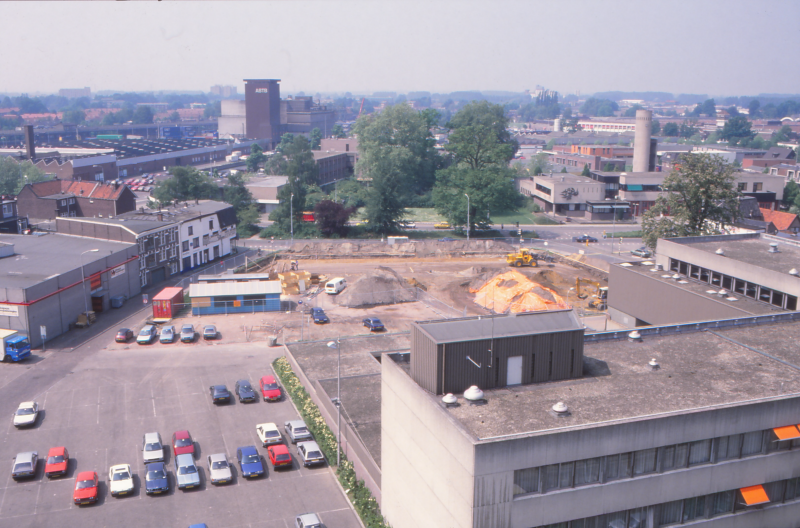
[273,357,389,528]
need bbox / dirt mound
[283,239,516,258]
[469,269,568,313]
[336,266,417,307]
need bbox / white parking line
[150,384,156,417]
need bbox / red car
[73,471,98,505]
[259,375,282,402]
[172,430,195,456]
[115,328,134,343]
[267,444,292,469]
[45,446,69,478]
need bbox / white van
[325,277,347,295]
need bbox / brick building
[16,180,136,222]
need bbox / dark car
[574,234,599,243]
[144,461,169,495]
[236,446,264,478]
[363,317,385,332]
[311,307,329,324]
[234,379,257,403]
[209,385,231,404]
[115,328,134,343]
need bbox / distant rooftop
[432,319,800,441]
[0,233,135,290]
[56,216,175,235]
[119,200,236,227]
[669,234,800,275]
[415,310,582,344]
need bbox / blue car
[144,461,169,495]
[311,307,329,324]
[363,317,385,332]
[236,446,264,478]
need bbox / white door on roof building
[507,356,523,385]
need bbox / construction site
[222,239,622,344]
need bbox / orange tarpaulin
[740,485,770,506]
[469,270,569,313]
[773,425,800,440]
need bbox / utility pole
[465,193,470,241]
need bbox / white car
[297,441,325,467]
[206,453,232,485]
[142,432,164,463]
[13,401,38,428]
[108,464,134,497]
[256,422,283,446]
[296,513,323,528]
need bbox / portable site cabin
[188,281,282,315]
[152,287,185,321]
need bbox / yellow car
[356,219,369,226]
[434,222,452,229]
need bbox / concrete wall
[475,396,800,527]
[382,356,477,528]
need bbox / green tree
[309,128,322,150]
[579,98,619,116]
[420,108,441,129]
[222,172,254,214]
[581,164,591,176]
[152,166,218,206]
[333,178,368,208]
[623,104,644,117]
[529,152,550,175]
[433,166,518,231]
[719,115,754,146]
[562,106,572,119]
[651,119,661,135]
[284,135,318,185]
[61,109,85,125]
[0,158,48,195]
[444,101,517,169]
[236,204,260,238]
[313,200,356,237]
[269,174,307,233]
[545,139,555,150]
[203,101,221,119]
[168,111,181,123]
[691,99,716,117]
[663,122,679,136]
[725,106,739,117]
[246,144,266,172]
[772,125,792,144]
[748,99,760,117]
[783,181,799,208]
[641,153,740,249]
[132,105,154,124]
[679,122,698,138]
[331,124,346,138]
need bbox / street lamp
[80,249,99,316]
[605,194,619,255]
[290,192,294,244]
[464,193,470,241]
[326,339,342,467]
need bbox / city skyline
[1,0,799,97]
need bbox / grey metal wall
[608,264,754,326]
[411,324,584,395]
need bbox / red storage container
[152,287,184,321]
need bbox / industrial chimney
[24,125,36,161]
[632,109,652,172]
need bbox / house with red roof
[760,207,800,234]
[16,179,136,222]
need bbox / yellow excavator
[576,278,608,309]
[506,248,539,267]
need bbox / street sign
[40,325,46,340]
[143,294,149,305]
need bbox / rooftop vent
[715,248,724,255]
[672,274,681,280]
[441,393,459,408]
[769,242,780,253]
[551,402,571,418]
[463,385,486,405]
[718,289,727,296]
[790,269,799,276]
[628,330,643,342]
[648,358,660,371]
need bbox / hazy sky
[2,0,799,97]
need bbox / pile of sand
[469,269,568,313]
[336,266,417,307]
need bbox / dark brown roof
[28,180,127,201]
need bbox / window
[573,458,601,486]
[682,496,705,522]
[193,237,199,248]
[182,241,189,252]
[202,234,209,246]
[745,282,758,298]
[209,219,213,229]
[170,262,178,275]
[722,276,732,290]
[753,182,763,192]
[716,434,742,461]
[632,448,657,475]
[734,279,746,295]
[68,198,75,204]
[543,464,560,492]
[738,182,747,191]
[659,499,683,525]
[771,291,784,307]
[513,467,539,495]
[60,200,66,206]
[140,272,148,287]
[711,490,735,516]
[688,439,711,466]
[711,272,721,286]
[1,204,11,217]
[787,295,798,311]
[660,443,688,471]
[690,265,700,279]
[603,452,632,481]
[741,431,764,456]
[188,226,193,236]
[669,259,680,272]
[679,261,688,275]
[759,287,772,303]
[699,268,710,283]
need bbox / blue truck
[1,330,31,362]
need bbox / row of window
[738,182,764,192]
[668,258,798,310]
[513,427,791,496]
[532,476,800,528]
[536,183,552,196]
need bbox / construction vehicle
[506,249,539,267]
[1,329,31,362]
[575,278,609,309]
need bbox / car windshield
[211,460,228,470]
[295,426,308,434]
[175,438,192,447]
[243,454,260,464]
[162,328,173,335]
[240,384,252,392]
[145,443,161,451]
[112,471,130,481]
[139,328,152,336]
[14,463,31,472]
[276,454,291,461]
[182,326,193,332]
[16,408,34,415]
[204,327,215,332]
[214,386,227,393]
[147,470,166,480]
[47,455,64,464]
[76,479,95,489]
[178,465,196,475]
[264,430,280,438]
[264,383,279,390]
[307,451,322,459]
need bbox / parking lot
[0,340,361,528]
